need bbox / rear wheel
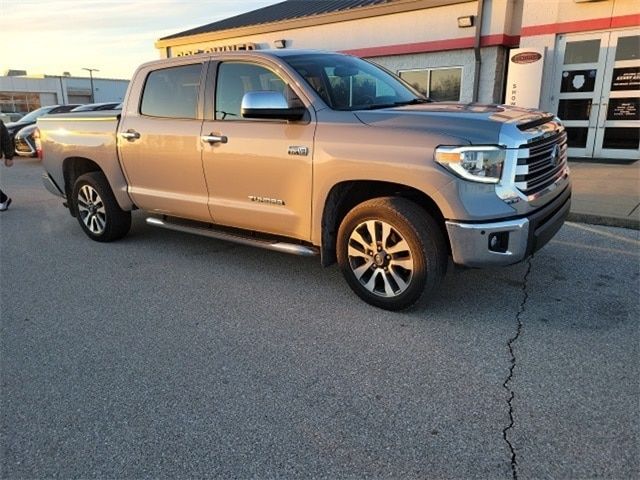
[73,172,131,242]
[337,197,447,310]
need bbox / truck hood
[354,102,554,145]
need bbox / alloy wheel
[77,184,107,235]
[347,219,414,297]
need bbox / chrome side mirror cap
[241,91,306,121]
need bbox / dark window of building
[602,128,640,150]
[557,99,592,121]
[215,62,289,121]
[140,64,202,119]
[565,127,589,148]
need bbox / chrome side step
[145,217,319,257]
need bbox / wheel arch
[62,156,134,215]
[320,180,449,267]
[63,157,102,216]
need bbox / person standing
[0,119,14,211]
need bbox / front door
[594,30,639,160]
[554,29,639,160]
[200,60,315,240]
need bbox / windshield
[17,106,54,123]
[283,53,427,111]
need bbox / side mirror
[241,91,306,121]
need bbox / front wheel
[72,172,131,242]
[337,197,447,310]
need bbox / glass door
[594,30,640,160]
[553,32,610,158]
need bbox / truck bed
[37,111,133,210]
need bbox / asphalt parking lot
[1,159,638,479]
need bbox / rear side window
[140,64,202,119]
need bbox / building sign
[174,43,258,57]
[607,98,639,121]
[611,67,640,91]
[505,47,545,108]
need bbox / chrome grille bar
[515,127,568,197]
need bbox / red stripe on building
[521,14,639,37]
[611,13,640,29]
[342,34,520,57]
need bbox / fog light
[489,232,509,253]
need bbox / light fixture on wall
[274,39,287,49]
[457,15,474,28]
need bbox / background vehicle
[5,104,80,138]
[70,102,122,112]
[16,103,121,157]
[37,51,571,310]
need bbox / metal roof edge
[155,0,470,49]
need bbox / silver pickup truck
[37,50,570,310]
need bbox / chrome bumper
[446,218,529,267]
[446,185,571,267]
[42,173,65,198]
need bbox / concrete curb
[567,212,640,231]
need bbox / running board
[145,217,319,257]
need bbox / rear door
[118,60,211,221]
[200,58,315,240]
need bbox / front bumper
[446,185,571,267]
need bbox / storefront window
[0,92,42,114]
[557,99,592,121]
[565,127,589,148]
[398,70,429,96]
[602,128,640,150]
[398,67,462,101]
[430,68,462,101]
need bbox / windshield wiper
[394,98,431,106]
[360,98,432,110]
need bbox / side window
[140,64,202,119]
[215,62,293,121]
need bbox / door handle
[599,103,608,128]
[201,134,228,144]
[120,129,140,141]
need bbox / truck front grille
[515,129,568,197]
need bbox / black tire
[72,171,131,242]
[336,197,447,311]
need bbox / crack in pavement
[502,255,534,480]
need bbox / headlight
[435,145,505,183]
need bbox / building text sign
[611,67,640,91]
[505,47,546,109]
[173,43,258,57]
